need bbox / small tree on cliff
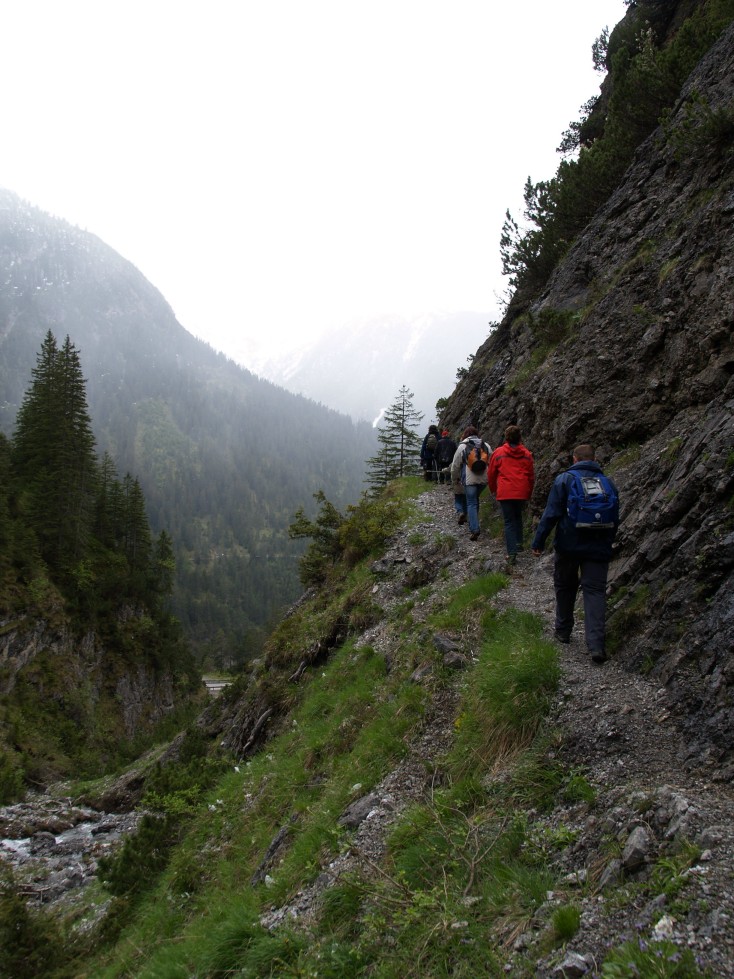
[366,385,423,490]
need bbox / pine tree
[366,386,423,489]
[0,434,11,575]
[122,474,152,593]
[12,332,97,572]
[149,529,176,604]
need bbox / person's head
[441,430,449,437]
[505,425,521,445]
[429,424,440,435]
[462,425,479,439]
[572,443,595,462]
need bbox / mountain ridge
[241,309,493,424]
[0,188,378,656]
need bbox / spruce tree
[12,332,97,572]
[366,385,423,489]
[122,474,152,593]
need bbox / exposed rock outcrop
[443,19,734,761]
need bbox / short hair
[462,425,479,439]
[505,425,521,444]
[573,444,595,461]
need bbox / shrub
[98,813,177,897]
[0,750,24,804]
[0,871,65,978]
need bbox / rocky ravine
[3,485,734,975]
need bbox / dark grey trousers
[553,553,609,653]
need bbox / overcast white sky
[2,1,627,366]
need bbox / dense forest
[0,192,378,663]
[0,331,200,796]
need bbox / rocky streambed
[0,794,141,911]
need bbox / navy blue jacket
[531,462,619,560]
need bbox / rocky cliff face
[442,21,734,762]
[0,611,193,781]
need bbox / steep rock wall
[443,22,734,763]
[0,613,187,776]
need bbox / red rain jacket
[487,442,535,501]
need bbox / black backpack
[426,432,438,454]
[436,438,456,465]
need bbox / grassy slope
[8,479,705,978]
[65,481,574,978]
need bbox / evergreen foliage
[366,385,424,490]
[501,0,734,300]
[0,868,66,979]
[0,333,199,791]
[12,332,97,575]
[0,190,377,663]
[289,490,345,586]
[290,482,412,587]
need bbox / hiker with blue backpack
[450,426,491,542]
[531,444,620,664]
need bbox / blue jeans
[499,500,525,556]
[464,483,484,534]
[454,493,467,518]
[553,553,609,653]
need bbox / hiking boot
[507,553,517,566]
[590,650,607,664]
[553,631,571,644]
[458,514,467,525]
[470,531,480,541]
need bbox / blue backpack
[566,471,618,530]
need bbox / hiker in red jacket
[487,425,535,567]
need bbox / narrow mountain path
[262,484,734,976]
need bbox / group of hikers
[420,423,620,665]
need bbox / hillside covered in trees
[0,195,378,662]
[0,331,201,798]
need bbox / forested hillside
[0,191,378,660]
[0,331,201,797]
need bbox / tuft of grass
[601,937,705,977]
[607,442,641,474]
[451,609,561,777]
[427,573,507,632]
[551,903,581,942]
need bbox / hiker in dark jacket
[531,444,619,663]
[487,425,535,566]
[435,429,457,484]
[420,425,440,481]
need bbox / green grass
[66,589,570,978]
[601,938,706,977]
[427,573,507,632]
[78,629,429,977]
[451,609,561,776]
[34,473,671,978]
